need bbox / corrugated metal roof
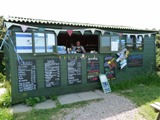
[3,16,157,32]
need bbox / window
[15,32,32,53]
[57,33,98,53]
[34,33,45,53]
[100,35,120,53]
[34,33,56,53]
[136,36,143,51]
[15,32,56,54]
[125,35,143,51]
[46,34,56,52]
[126,35,134,51]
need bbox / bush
[0,108,13,120]
[0,85,11,107]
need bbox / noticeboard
[67,58,82,85]
[128,54,143,67]
[44,58,61,87]
[17,60,37,92]
[104,56,116,80]
[87,57,99,82]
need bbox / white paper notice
[111,41,119,51]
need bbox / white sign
[99,74,111,93]
[111,41,119,51]
[16,32,32,53]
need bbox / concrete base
[10,104,32,113]
[10,90,105,113]
[58,91,101,105]
[34,100,56,110]
[58,93,82,105]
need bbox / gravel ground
[62,91,145,120]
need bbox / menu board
[44,58,60,87]
[87,57,99,82]
[104,56,116,80]
[128,54,143,67]
[67,58,82,85]
[17,60,36,92]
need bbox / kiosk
[0,16,157,103]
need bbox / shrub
[0,86,11,107]
[0,108,13,120]
[0,73,4,83]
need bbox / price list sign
[17,60,36,92]
[67,58,82,85]
[44,58,61,87]
[87,57,99,82]
[128,54,143,67]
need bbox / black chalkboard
[17,60,36,92]
[67,58,82,85]
[87,57,99,82]
[128,54,143,67]
[44,58,61,87]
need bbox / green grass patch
[111,73,160,120]
[0,108,13,120]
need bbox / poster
[67,58,82,85]
[104,56,116,80]
[17,60,36,92]
[128,54,143,67]
[87,57,99,82]
[99,74,111,93]
[116,48,129,69]
[111,36,119,51]
[16,32,32,53]
[44,58,61,87]
[111,41,119,51]
[46,34,56,52]
[34,33,45,53]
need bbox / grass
[112,73,160,120]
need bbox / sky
[0,0,160,30]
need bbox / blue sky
[0,0,160,29]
